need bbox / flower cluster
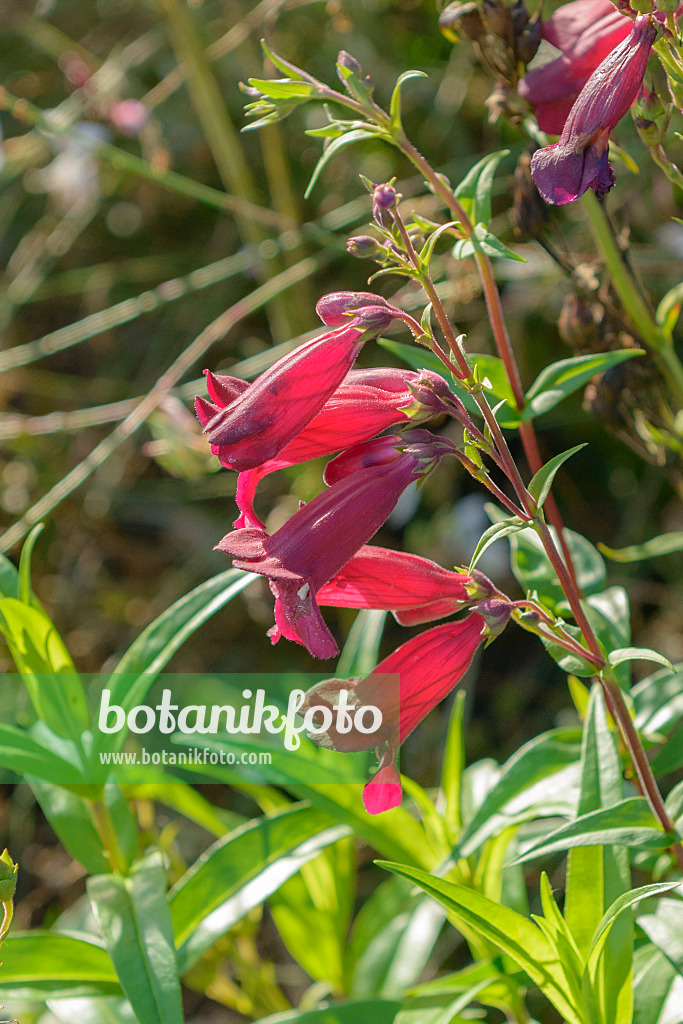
[197,289,511,811]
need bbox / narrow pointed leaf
[527,444,586,509]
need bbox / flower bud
[316,291,390,326]
[0,849,18,903]
[372,183,400,229]
[337,51,363,77]
[481,0,511,39]
[346,235,384,258]
[472,596,512,637]
[439,1,486,42]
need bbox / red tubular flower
[196,294,399,472]
[226,368,455,529]
[316,545,489,626]
[519,0,631,134]
[530,15,657,205]
[300,612,494,813]
[216,431,456,658]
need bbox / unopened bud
[0,849,18,902]
[337,51,363,77]
[509,0,530,33]
[316,291,390,326]
[372,183,400,228]
[473,596,512,637]
[439,1,486,42]
[347,234,384,258]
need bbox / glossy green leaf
[453,151,509,227]
[0,723,83,785]
[453,223,526,262]
[633,664,683,740]
[441,691,467,836]
[305,129,380,198]
[337,608,387,677]
[0,932,120,1000]
[18,523,45,605]
[513,798,669,864]
[28,778,109,875]
[0,552,19,599]
[528,444,587,509]
[455,728,581,858]
[389,69,427,132]
[638,899,683,974]
[585,587,631,688]
[88,852,182,1024]
[632,945,683,1024]
[469,517,526,572]
[585,884,680,983]
[599,531,683,562]
[523,350,645,419]
[408,958,528,1019]
[170,803,348,970]
[255,999,402,1024]
[96,569,255,755]
[565,686,630,960]
[376,863,584,1024]
[656,281,683,338]
[0,600,89,741]
[486,505,607,610]
[247,78,315,99]
[608,648,675,673]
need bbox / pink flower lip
[363,756,402,815]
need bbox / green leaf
[638,898,683,974]
[46,996,137,1024]
[376,863,584,1024]
[247,78,315,99]
[18,522,45,605]
[523,351,645,420]
[305,129,380,198]
[528,444,587,509]
[337,608,387,677]
[0,600,89,742]
[453,223,526,262]
[632,945,682,1024]
[0,552,19,599]
[453,151,509,227]
[441,691,467,836]
[656,281,683,339]
[565,686,630,960]
[88,852,183,1024]
[454,728,581,858]
[633,663,683,741]
[96,569,255,756]
[469,517,526,572]
[599,531,683,562]
[608,648,675,673]
[513,798,669,864]
[28,778,109,875]
[0,723,83,785]
[486,505,606,611]
[585,588,631,687]
[585,884,681,983]
[253,999,402,1024]
[169,804,348,971]
[389,70,427,132]
[0,932,121,1000]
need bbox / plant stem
[582,189,683,408]
[89,799,128,875]
[601,674,683,873]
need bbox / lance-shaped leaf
[527,444,587,509]
[454,151,510,227]
[523,350,644,419]
[88,852,183,1024]
[0,932,121,1000]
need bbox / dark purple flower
[530,16,657,205]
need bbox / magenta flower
[224,368,454,529]
[519,0,631,134]
[316,545,489,625]
[216,431,457,658]
[196,294,399,472]
[530,16,657,205]
[300,612,492,813]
